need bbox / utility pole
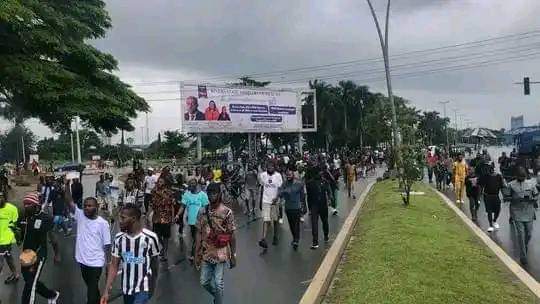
[453,109,458,145]
[70,132,75,163]
[21,136,25,166]
[75,116,82,163]
[366,0,401,166]
[145,112,149,145]
[440,101,450,151]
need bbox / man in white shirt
[143,168,157,214]
[68,196,111,304]
[258,162,283,249]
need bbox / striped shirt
[112,228,161,295]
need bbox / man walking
[177,178,209,261]
[276,168,306,250]
[67,196,111,304]
[195,183,237,304]
[151,178,176,261]
[244,163,259,218]
[19,191,60,304]
[258,162,283,249]
[96,175,108,211]
[71,178,84,209]
[143,168,157,214]
[305,167,331,249]
[101,205,160,304]
[0,192,20,284]
[452,153,468,204]
[480,166,504,232]
[507,167,538,265]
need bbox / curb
[299,180,376,304]
[434,189,540,298]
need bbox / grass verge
[326,180,537,304]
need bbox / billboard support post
[298,133,303,155]
[197,134,202,162]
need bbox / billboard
[181,83,306,133]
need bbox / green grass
[326,180,537,304]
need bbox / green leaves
[0,0,147,134]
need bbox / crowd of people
[0,149,385,304]
[426,146,539,266]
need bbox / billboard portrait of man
[184,96,205,121]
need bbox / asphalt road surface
[0,172,377,304]
[437,146,540,280]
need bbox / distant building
[511,115,524,130]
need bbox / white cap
[147,167,154,171]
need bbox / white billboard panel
[181,83,303,133]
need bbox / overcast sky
[12,0,540,142]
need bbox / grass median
[326,180,536,304]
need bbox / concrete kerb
[299,180,376,304]
[434,189,540,299]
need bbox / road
[0,172,377,304]
[437,146,540,280]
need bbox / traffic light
[524,77,530,95]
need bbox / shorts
[0,244,12,257]
[53,215,65,225]
[262,203,279,222]
[153,223,172,239]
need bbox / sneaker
[332,209,338,216]
[292,241,298,251]
[258,239,268,249]
[487,227,494,232]
[278,218,284,224]
[493,222,500,229]
[324,236,330,243]
[300,217,305,223]
[48,291,60,304]
[310,244,319,250]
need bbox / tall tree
[0,0,148,133]
[0,124,36,163]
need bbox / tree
[399,144,425,206]
[0,125,36,163]
[37,129,103,161]
[417,111,450,146]
[160,131,189,158]
[0,0,148,133]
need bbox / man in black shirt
[19,191,60,304]
[479,166,505,232]
[305,167,331,249]
[71,178,84,208]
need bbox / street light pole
[75,116,82,163]
[366,0,401,164]
[440,101,450,151]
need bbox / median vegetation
[326,181,536,304]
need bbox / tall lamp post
[366,0,401,166]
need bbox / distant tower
[511,115,524,130]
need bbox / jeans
[22,258,57,304]
[190,225,197,258]
[310,203,329,245]
[144,193,152,214]
[427,167,434,182]
[80,263,102,304]
[513,221,533,262]
[468,195,479,220]
[200,261,225,304]
[285,209,301,243]
[123,291,151,304]
[330,188,338,209]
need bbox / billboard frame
[180,82,316,133]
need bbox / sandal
[4,274,19,284]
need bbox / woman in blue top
[176,178,209,261]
